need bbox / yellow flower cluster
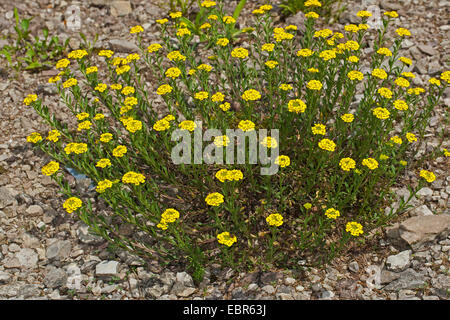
[378,87,393,99]
[362,158,378,170]
[23,94,38,105]
[122,171,146,185]
[231,47,249,59]
[56,58,70,69]
[100,133,113,143]
[346,222,363,236]
[165,67,182,79]
[148,43,162,53]
[242,89,261,101]
[265,60,278,69]
[130,25,144,34]
[341,113,354,122]
[179,120,197,131]
[395,77,410,88]
[261,137,278,148]
[307,80,322,90]
[238,120,255,131]
[372,68,387,79]
[47,129,60,142]
[318,139,336,152]
[272,155,290,169]
[266,213,283,227]
[217,232,237,247]
[216,38,229,46]
[339,158,356,171]
[41,161,59,176]
[156,84,173,95]
[167,50,186,62]
[63,197,82,213]
[279,83,293,91]
[325,208,340,219]
[288,99,307,113]
[96,179,113,193]
[68,49,88,59]
[262,43,275,52]
[63,78,77,88]
[205,192,224,206]
[65,142,88,155]
[214,135,230,147]
[377,47,392,56]
[419,170,436,183]
[311,124,326,135]
[96,158,111,168]
[195,91,209,100]
[297,48,314,57]
[215,169,244,182]
[211,92,225,102]
[347,70,364,81]
[98,50,114,58]
[112,145,127,157]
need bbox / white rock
[95,261,119,276]
[386,250,412,272]
[16,248,38,269]
[416,187,433,198]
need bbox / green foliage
[0,7,69,72]
[280,0,345,22]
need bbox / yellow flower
[303,203,312,209]
[76,114,89,122]
[153,119,170,132]
[261,137,278,148]
[441,71,450,83]
[260,4,273,11]
[265,60,278,69]
[357,10,372,18]
[318,139,336,152]
[165,67,182,79]
[266,213,283,227]
[307,80,322,91]
[197,64,213,72]
[379,154,389,160]
[325,208,340,219]
[319,50,336,61]
[390,136,402,145]
[262,43,275,52]
[288,99,307,113]
[27,132,42,143]
[98,50,114,58]
[46,129,61,142]
[231,47,249,59]
[377,47,392,56]
[148,43,162,53]
[279,83,293,91]
[99,133,113,143]
[346,222,363,236]
[96,158,111,168]
[200,22,211,29]
[305,11,319,19]
[121,86,135,95]
[63,197,82,214]
[242,89,261,101]
[48,75,61,83]
[161,208,180,223]
[396,28,411,37]
[205,192,224,206]
[55,58,70,69]
[125,119,142,133]
[339,158,356,171]
[401,72,415,79]
[223,16,236,24]
[362,158,378,170]
[419,170,436,183]
[344,40,360,51]
[216,38,229,46]
[86,66,98,74]
[399,160,408,166]
[406,132,417,143]
[215,169,229,182]
[42,161,59,176]
[305,0,322,7]
[63,78,77,88]
[156,18,169,25]
[122,171,146,185]
[77,120,92,131]
[214,135,230,147]
[344,24,359,33]
[195,91,209,101]
[110,83,123,90]
[399,56,412,65]
[348,56,359,63]
[179,120,197,131]
[208,14,218,20]
[307,68,319,73]
[112,145,127,157]
[395,77,410,88]
[211,92,225,102]
[96,179,113,193]
[23,94,38,105]
[157,222,168,230]
[219,102,231,111]
[275,155,290,168]
[297,48,314,57]
[384,11,399,18]
[371,68,387,80]
[95,83,107,93]
[68,49,88,59]
[238,120,255,132]
[156,84,173,95]
[170,11,182,19]
[347,70,364,81]
[311,124,326,135]
[116,64,130,75]
[130,25,144,34]
[429,78,441,86]
[176,27,191,37]
[407,87,425,95]
[341,113,354,123]
[217,232,237,247]
[372,107,390,120]
[393,100,409,111]
[378,87,393,99]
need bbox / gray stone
[16,248,38,269]
[262,285,275,294]
[383,269,427,291]
[398,214,450,250]
[95,260,119,276]
[171,283,196,297]
[321,290,335,299]
[110,1,132,17]
[107,39,139,53]
[77,223,104,245]
[0,271,11,284]
[431,274,450,289]
[46,240,72,260]
[418,44,439,56]
[428,60,441,76]
[284,277,296,285]
[19,284,41,298]
[44,268,67,289]
[387,250,411,272]
[416,187,433,198]
[277,293,294,300]
[176,272,194,287]
[348,261,359,273]
[380,270,401,284]
[25,205,43,216]
[413,205,433,216]
[0,186,15,209]
[260,272,283,285]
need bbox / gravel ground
[0,0,449,300]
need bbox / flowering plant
[25,1,448,281]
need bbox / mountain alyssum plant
[25,1,449,282]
